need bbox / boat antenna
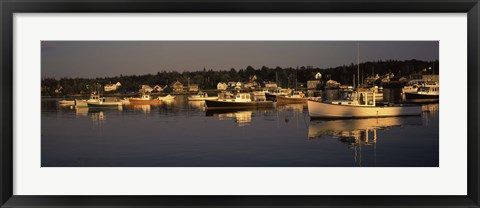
[433,60,435,76]
[295,66,298,91]
[276,71,278,88]
[353,74,356,87]
[357,42,360,88]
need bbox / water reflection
[131,104,151,114]
[206,109,253,127]
[42,93,439,167]
[308,117,407,140]
[308,116,423,166]
[276,103,306,113]
[188,101,206,110]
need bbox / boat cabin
[141,94,151,100]
[417,85,439,94]
[90,92,100,100]
[198,92,208,97]
[292,91,305,97]
[234,93,252,102]
[331,91,376,106]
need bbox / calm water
[42,89,439,167]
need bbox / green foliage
[41,59,438,96]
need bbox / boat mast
[276,71,278,88]
[432,60,435,76]
[295,66,298,91]
[353,74,356,87]
[357,42,360,88]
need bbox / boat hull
[307,100,422,118]
[128,98,162,104]
[187,96,218,101]
[59,100,75,105]
[276,96,308,104]
[205,100,274,109]
[75,99,88,107]
[157,96,175,101]
[265,92,277,101]
[405,92,439,100]
[87,103,122,108]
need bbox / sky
[41,41,439,79]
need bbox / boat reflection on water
[188,101,206,111]
[75,107,115,127]
[422,103,439,126]
[75,105,122,117]
[131,104,151,114]
[75,107,89,117]
[275,103,306,113]
[308,117,405,140]
[308,116,422,166]
[206,109,253,127]
[422,103,439,112]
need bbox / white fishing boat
[265,88,293,101]
[276,91,308,103]
[253,90,268,101]
[369,86,383,101]
[205,93,274,109]
[120,98,130,105]
[401,80,425,96]
[75,91,103,107]
[404,82,439,100]
[156,94,176,101]
[402,85,418,94]
[87,97,122,108]
[307,91,422,118]
[187,92,218,101]
[58,100,75,106]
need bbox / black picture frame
[1,0,479,207]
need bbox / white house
[234,82,242,90]
[104,82,122,92]
[227,82,237,87]
[188,84,199,92]
[54,85,63,94]
[140,85,154,93]
[217,82,228,90]
[171,81,185,93]
[325,79,340,89]
[315,72,322,80]
[264,81,277,89]
[153,85,165,92]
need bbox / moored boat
[129,94,162,104]
[253,90,267,101]
[402,79,425,95]
[58,100,75,105]
[205,93,274,109]
[157,94,176,101]
[87,97,122,108]
[75,92,102,108]
[404,82,439,100]
[265,88,292,101]
[307,91,422,118]
[188,92,217,101]
[276,91,308,103]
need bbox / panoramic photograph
[41,41,439,167]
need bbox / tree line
[42,59,439,96]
